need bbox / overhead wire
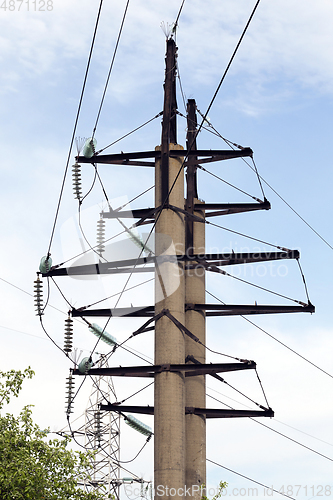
[206,289,333,380]
[207,458,296,500]
[204,263,307,305]
[96,113,162,154]
[197,0,262,136]
[206,219,291,251]
[206,393,333,463]
[207,388,333,448]
[57,182,154,267]
[84,0,264,336]
[198,164,262,201]
[194,107,333,252]
[46,0,104,257]
[91,0,131,141]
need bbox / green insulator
[39,256,52,274]
[127,229,152,254]
[82,137,97,158]
[125,415,152,437]
[34,276,43,316]
[78,357,93,373]
[88,323,117,347]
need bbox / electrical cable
[174,0,186,30]
[207,388,333,447]
[251,418,333,463]
[84,0,263,335]
[83,277,154,309]
[39,315,70,359]
[92,0,130,140]
[41,276,51,314]
[203,263,307,305]
[255,368,270,408]
[205,219,291,251]
[49,182,154,269]
[46,0,104,257]
[206,393,333,463]
[96,113,162,154]
[206,289,333,380]
[196,0,262,138]
[115,381,154,405]
[207,458,296,500]
[80,163,98,204]
[296,258,311,303]
[0,324,47,341]
[176,61,187,112]
[113,435,151,464]
[194,109,333,252]
[113,185,154,212]
[77,199,109,264]
[198,164,262,201]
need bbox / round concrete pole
[185,201,206,498]
[154,143,185,500]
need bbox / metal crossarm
[43,250,300,277]
[72,361,256,378]
[99,404,274,419]
[76,148,253,166]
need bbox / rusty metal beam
[76,148,253,165]
[99,404,274,419]
[72,361,256,378]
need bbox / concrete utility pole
[154,38,187,498]
[154,40,206,499]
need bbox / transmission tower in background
[61,354,121,499]
[81,356,120,499]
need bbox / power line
[96,113,162,154]
[174,0,186,30]
[92,0,131,140]
[207,458,296,500]
[198,164,261,201]
[92,0,264,326]
[206,289,333,380]
[206,219,291,251]
[197,0,262,134]
[207,388,333,448]
[206,393,333,463]
[47,0,105,257]
[194,111,333,253]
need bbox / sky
[0,0,333,498]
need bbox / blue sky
[1,0,333,497]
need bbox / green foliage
[0,367,105,500]
[0,367,34,409]
[201,481,228,500]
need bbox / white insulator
[64,316,73,353]
[34,276,43,316]
[65,374,75,415]
[96,218,106,256]
[72,163,82,201]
